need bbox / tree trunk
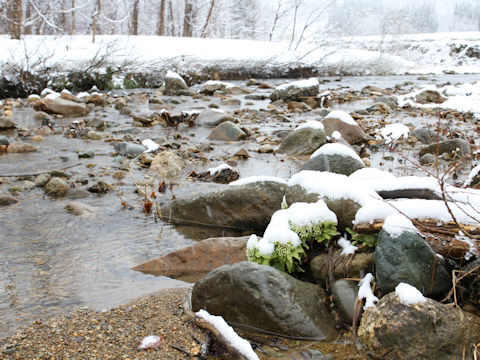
[183,0,193,37]
[70,0,76,35]
[201,0,215,38]
[156,0,166,35]
[7,0,23,39]
[168,0,174,36]
[60,0,68,33]
[92,0,101,43]
[131,0,140,35]
[24,2,32,35]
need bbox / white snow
[1,33,480,86]
[380,123,410,144]
[208,163,232,175]
[331,131,341,140]
[252,200,337,257]
[195,309,259,360]
[382,213,419,238]
[464,164,480,187]
[358,273,379,310]
[275,78,319,92]
[310,143,362,162]
[138,335,162,349]
[141,139,159,153]
[295,120,324,131]
[397,82,480,119]
[288,171,381,207]
[27,94,41,101]
[349,168,396,183]
[229,176,288,186]
[247,234,259,251]
[395,283,427,305]
[338,237,358,256]
[324,110,357,126]
[354,198,480,226]
[165,70,185,82]
[455,233,478,260]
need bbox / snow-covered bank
[0,32,479,96]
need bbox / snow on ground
[379,123,410,144]
[398,82,480,118]
[1,32,479,82]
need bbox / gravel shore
[0,287,208,360]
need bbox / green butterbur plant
[247,201,339,274]
[345,227,379,249]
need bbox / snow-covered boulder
[302,143,365,176]
[322,110,368,145]
[358,291,480,360]
[200,80,233,95]
[278,124,327,156]
[191,261,338,340]
[161,180,287,231]
[375,214,451,298]
[270,78,319,102]
[286,171,381,231]
[164,70,189,96]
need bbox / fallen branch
[194,310,259,360]
[0,163,81,177]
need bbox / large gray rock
[195,109,234,127]
[278,128,327,156]
[375,229,451,298]
[207,121,246,141]
[33,97,89,117]
[162,181,287,231]
[164,71,189,96]
[415,89,446,104]
[270,78,319,102]
[322,117,368,145]
[302,153,365,176]
[45,177,69,196]
[191,261,338,340]
[358,292,480,360]
[413,127,446,144]
[419,138,471,158]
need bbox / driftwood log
[354,219,480,259]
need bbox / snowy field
[0,32,479,81]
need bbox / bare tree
[92,0,101,43]
[201,0,215,38]
[7,0,23,39]
[183,0,193,37]
[131,0,140,35]
[156,0,166,35]
[288,0,302,49]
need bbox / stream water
[0,74,478,338]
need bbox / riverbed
[1,74,478,338]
